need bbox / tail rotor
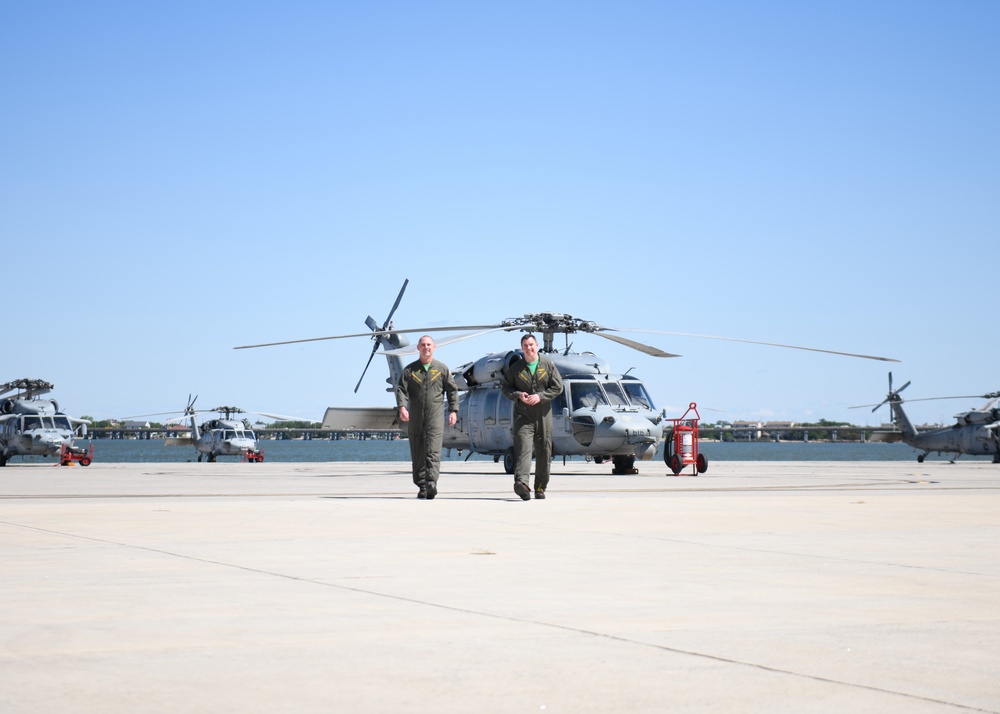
[355,279,409,393]
[870,372,909,426]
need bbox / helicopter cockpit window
[53,416,73,430]
[570,382,606,410]
[23,416,42,430]
[621,380,655,410]
[224,430,236,440]
[603,382,629,407]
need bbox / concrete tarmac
[2,459,998,713]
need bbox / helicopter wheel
[197,454,203,463]
[917,454,925,463]
[612,455,636,475]
[696,453,708,474]
[503,447,515,475]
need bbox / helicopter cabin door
[467,388,512,453]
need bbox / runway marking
[3,519,995,713]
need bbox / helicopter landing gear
[917,453,926,463]
[503,447,515,475]
[612,455,637,475]
[0,453,7,467]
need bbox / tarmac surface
[2,458,999,713]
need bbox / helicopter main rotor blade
[614,329,899,362]
[234,324,500,350]
[850,395,999,409]
[383,327,517,355]
[252,411,309,422]
[595,332,681,358]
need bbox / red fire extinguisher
[665,402,708,476]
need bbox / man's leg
[408,418,427,495]
[512,417,534,500]
[532,417,552,493]
[424,418,443,499]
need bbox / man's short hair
[521,333,537,345]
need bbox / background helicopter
[237,280,898,475]
[131,396,301,462]
[0,378,92,466]
[853,373,1000,463]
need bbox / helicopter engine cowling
[961,408,1000,425]
[455,351,520,390]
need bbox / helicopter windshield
[22,416,42,430]
[53,416,72,430]
[570,381,607,410]
[224,430,255,441]
[603,382,629,407]
[621,379,655,410]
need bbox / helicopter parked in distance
[132,396,300,462]
[0,379,92,466]
[853,373,1000,463]
[236,280,899,475]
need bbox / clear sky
[3,1,998,427]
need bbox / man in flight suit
[501,333,564,500]
[396,335,459,499]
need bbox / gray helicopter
[854,373,1000,463]
[134,396,299,462]
[0,378,92,466]
[237,280,898,475]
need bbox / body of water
[10,438,994,464]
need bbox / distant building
[764,421,797,440]
[732,420,763,440]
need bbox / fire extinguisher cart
[663,402,708,476]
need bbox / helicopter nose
[34,432,66,450]
[585,415,658,451]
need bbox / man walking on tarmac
[396,335,459,499]
[501,333,563,500]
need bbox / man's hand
[399,406,409,422]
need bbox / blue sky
[3,1,998,427]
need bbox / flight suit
[395,359,459,490]
[501,355,563,493]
